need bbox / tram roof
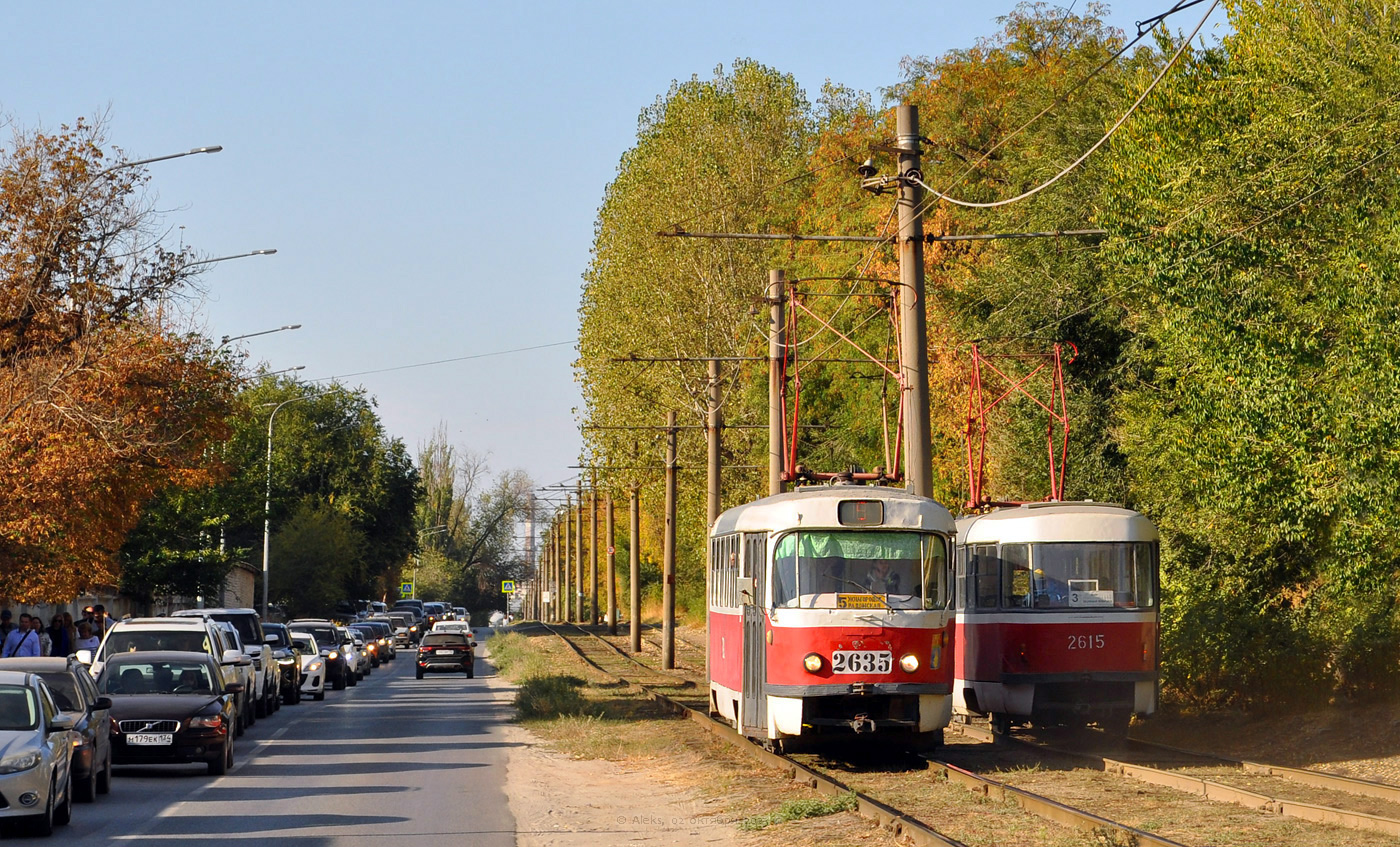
[712,485,955,536]
[955,501,1159,544]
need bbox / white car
[431,621,473,636]
[0,670,76,836]
[290,634,326,701]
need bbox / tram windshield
[984,542,1156,609]
[771,531,947,610]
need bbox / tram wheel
[990,712,1012,737]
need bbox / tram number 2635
[832,650,893,674]
[1067,634,1105,651]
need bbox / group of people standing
[0,605,112,658]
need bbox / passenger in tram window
[865,560,901,594]
[1032,568,1069,608]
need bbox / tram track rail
[951,721,1400,837]
[535,621,1190,847]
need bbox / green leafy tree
[269,498,366,619]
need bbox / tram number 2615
[1067,634,1105,651]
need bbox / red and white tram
[952,502,1160,735]
[708,486,957,750]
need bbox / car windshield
[291,636,316,652]
[294,626,337,647]
[104,630,209,655]
[771,531,948,610]
[421,634,468,647]
[0,685,38,730]
[100,660,215,695]
[37,672,82,712]
[208,614,259,646]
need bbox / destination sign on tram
[836,593,889,610]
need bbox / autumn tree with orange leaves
[0,119,238,602]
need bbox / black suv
[288,620,350,691]
[415,632,475,679]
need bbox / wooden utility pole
[606,493,617,635]
[563,497,573,622]
[629,485,641,653]
[662,411,678,669]
[574,479,585,622]
[589,472,599,626]
[707,358,723,526]
[768,269,786,497]
[896,105,933,499]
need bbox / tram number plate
[831,651,892,674]
[128,733,173,746]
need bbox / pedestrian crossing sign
[400,582,413,597]
[501,580,516,594]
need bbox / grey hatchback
[0,656,113,802]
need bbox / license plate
[435,649,456,655]
[128,733,173,746]
[831,650,892,674]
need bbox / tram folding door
[741,532,767,738]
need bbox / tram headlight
[802,653,824,674]
[899,653,920,673]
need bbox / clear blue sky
[1,1,1210,489]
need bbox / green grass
[515,674,591,719]
[487,631,551,679]
[738,791,858,831]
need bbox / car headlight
[409,626,418,633]
[802,653,824,674]
[278,656,296,666]
[188,715,223,729]
[328,651,339,660]
[0,752,40,774]
[900,654,920,673]
[307,660,323,672]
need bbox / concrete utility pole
[589,473,599,626]
[575,480,585,623]
[564,496,573,622]
[662,411,678,669]
[606,493,617,635]
[629,485,641,653]
[527,495,536,620]
[707,359,723,526]
[896,105,934,499]
[768,269,786,497]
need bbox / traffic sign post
[501,580,516,594]
[400,582,413,597]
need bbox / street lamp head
[252,248,277,256]
[192,146,223,155]
[284,324,302,331]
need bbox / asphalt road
[5,630,518,846]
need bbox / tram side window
[971,545,1000,609]
[1000,544,1031,609]
[709,534,742,609]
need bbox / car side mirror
[264,637,278,646]
[91,697,112,712]
[75,649,93,665]
[49,714,75,733]
[225,682,245,694]
[220,649,244,665]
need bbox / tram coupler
[849,714,876,733]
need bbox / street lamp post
[413,525,450,600]
[262,397,305,618]
[218,323,300,350]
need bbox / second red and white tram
[952,502,1160,734]
[708,486,956,750]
